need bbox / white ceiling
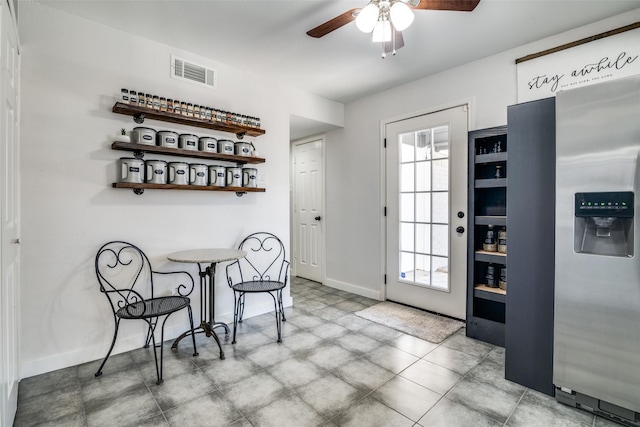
[29,0,640,138]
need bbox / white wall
[18,2,343,378]
[323,9,640,299]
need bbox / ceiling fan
[307,0,480,57]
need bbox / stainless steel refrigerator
[554,74,640,426]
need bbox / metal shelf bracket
[133,113,145,124]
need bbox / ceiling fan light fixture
[372,19,392,43]
[355,3,380,33]
[389,1,414,31]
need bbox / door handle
[456,226,465,234]
[315,216,322,221]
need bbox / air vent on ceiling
[170,55,217,89]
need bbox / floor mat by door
[355,301,464,343]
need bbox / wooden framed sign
[516,22,640,103]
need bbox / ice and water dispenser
[574,192,634,258]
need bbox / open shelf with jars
[111,102,266,196]
[112,102,265,139]
[466,125,508,347]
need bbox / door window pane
[400,252,414,281]
[400,193,414,222]
[415,254,430,285]
[401,163,414,192]
[431,256,449,289]
[432,224,448,257]
[401,134,415,162]
[415,161,431,192]
[432,159,448,191]
[432,192,449,224]
[400,223,414,252]
[415,223,430,254]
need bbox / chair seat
[231,280,285,293]
[116,296,190,319]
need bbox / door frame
[290,134,326,283]
[380,99,474,301]
[1,0,20,424]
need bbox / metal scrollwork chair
[226,232,290,344]
[94,241,198,385]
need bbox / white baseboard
[20,296,293,379]
[323,278,382,300]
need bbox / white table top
[167,248,246,264]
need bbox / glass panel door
[385,105,468,319]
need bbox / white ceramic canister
[131,127,156,146]
[168,162,189,185]
[234,141,252,157]
[198,137,218,153]
[119,157,145,183]
[226,167,242,187]
[178,133,198,151]
[217,139,235,155]
[189,163,208,186]
[157,131,178,148]
[208,165,226,187]
[145,160,167,184]
[242,168,258,188]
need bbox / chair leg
[147,319,162,385]
[278,288,286,322]
[271,291,282,343]
[238,294,246,323]
[144,317,158,348]
[232,291,242,345]
[187,305,199,358]
[95,316,120,377]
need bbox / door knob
[314,216,322,221]
[456,226,465,234]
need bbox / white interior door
[0,1,20,425]
[293,138,324,282]
[385,106,467,319]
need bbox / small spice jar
[181,101,188,116]
[138,92,146,107]
[160,97,167,112]
[152,95,160,110]
[120,88,129,104]
[187,103,194,117]
[129,90,137,105]
[205,107,212,121]
[145,93,153,109]
[193,104,201,119]
[167,98,174,114]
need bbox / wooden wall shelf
[112,102,266,139]
[474,285,507,303]
[111,141,265,165]
[113,182,265,196]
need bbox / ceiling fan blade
[411,0,480,11]
[307,8,360,38]
[384,30,405,54]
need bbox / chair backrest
[95,241,154,314]
[235,232,289,283]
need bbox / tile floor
[14,277,619,427]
